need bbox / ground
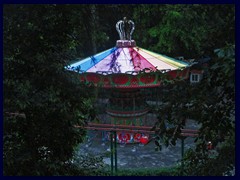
[76,119,199,169]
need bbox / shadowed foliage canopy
[3,4,235,176]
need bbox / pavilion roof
[67,46,190,74]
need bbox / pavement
[76,119,199,169]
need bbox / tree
[133,4,235,58]
[154,44,235,175]
[3,4,94,175]
[182,44,235,176]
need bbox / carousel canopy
[66,17,190,88]
[67,46,189,74]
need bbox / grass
[115,166,179,176]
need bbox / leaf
[154,140,160,147]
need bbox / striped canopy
[67,46,189,74]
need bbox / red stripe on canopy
[128,48,156,71]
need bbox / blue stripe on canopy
[68,47,117,72]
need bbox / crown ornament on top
[116,17,135,40]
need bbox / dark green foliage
[133,4,235,58]
[71,154,110,176]
[155,45,235,175]
[3,4,235,176]
[3,5,95,175]
[185,45,235,176]
[182,132,235,176]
